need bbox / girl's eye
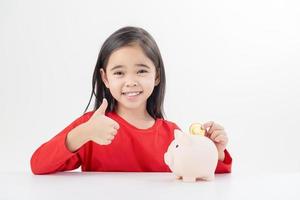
[175,144,179,148]
[113,71,124,76]
[138,70,148,74]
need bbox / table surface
[1,171,299,200]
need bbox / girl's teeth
[126,92,140,96]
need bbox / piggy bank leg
[176,176,182,180]
[202,174,215,181]
[182,177,196,182]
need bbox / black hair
[84,26,166,119]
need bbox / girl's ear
[100,69,109,88]
[154,71,160,86]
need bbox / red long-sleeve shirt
[30,111,232,175]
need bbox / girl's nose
[125,82,138,87]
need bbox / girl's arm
[30,113,91,175]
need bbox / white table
[1,171,299,200]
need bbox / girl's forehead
[106,45,155,70]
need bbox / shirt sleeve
[30,112,91,175]
[215,149,232,173]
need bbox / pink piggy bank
[164,129,218,182]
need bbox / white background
[0,0,299,174]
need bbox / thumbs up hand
[86,98,120,145]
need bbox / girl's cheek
[143,77,157,86]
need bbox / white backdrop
[0,0,299,174]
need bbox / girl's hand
[85,98,120,145]
[202,121,228,160]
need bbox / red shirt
[30,112,232,175]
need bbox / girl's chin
[117,99,146,110]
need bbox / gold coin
[189,123,205,136]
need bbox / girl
[30,26,232,174]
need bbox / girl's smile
[122,91,143,100]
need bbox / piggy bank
[164,129,218,182]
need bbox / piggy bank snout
[164,151,175,168]
[164,152,170,165]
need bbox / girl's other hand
[202,121,228,159]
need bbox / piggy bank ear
[180,134,192,146]
[174,129,184,139]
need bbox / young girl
[30,26,232,175]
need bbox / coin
[189,123,205,136]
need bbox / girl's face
[100,44,160,112]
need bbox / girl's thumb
[96,98,108,115]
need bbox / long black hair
[84,26,166,119]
